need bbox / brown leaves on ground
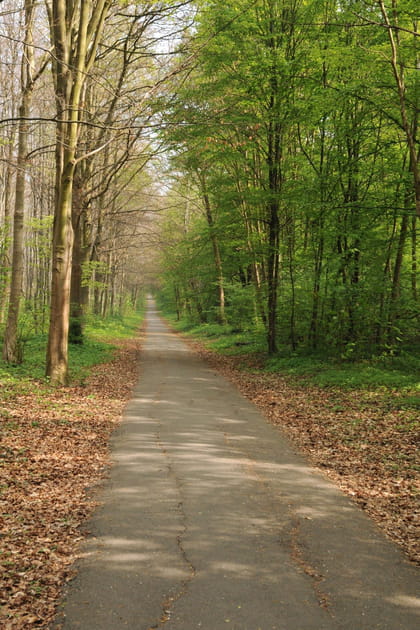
[191,345,419,567]
[0,338,142,629]
[1,331,418,628]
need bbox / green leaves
[156,0,419,356]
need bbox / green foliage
[0,310,143,387]
[169,313,419,391]
[265,349,420,390]
[82,260,108,290]
[156,0,419,361]
[391,394,420,411]
[165,313,266,355]
[85,310,144,342]
[0,334,113,384]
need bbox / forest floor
[0,331,418,629]
[0,338,142,630]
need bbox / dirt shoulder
[189,343,419,567]
[0,338,142,630]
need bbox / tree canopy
[0,0,418,379]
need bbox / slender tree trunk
[309,101,328,349]
[3,0,36,363]
[265,3,283,355]
[375,213,397,345]
[386,200,410,343]
[411,215,417,301]
[267,197,280,354]
[199,174,226,324]
[174,284,181,320]
[287,222,297,351]
[2,104,29,362]
[189,279,206,323]
[69,173,92,343]
[0,137,15,324]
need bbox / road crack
[147,428,196,629]
[223,430,332,614]
[289,516,331,611]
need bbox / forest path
[54,298,419,630]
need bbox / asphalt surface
[53,298,419,629]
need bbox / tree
[376,0,419,219]
[68,4,164,342]
[156,0,419,356]
[3,0,48,363]
[45,0,112,384]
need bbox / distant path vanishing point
[54,297,419,630]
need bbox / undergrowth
[0,311,144,390]
[166,315,420,392]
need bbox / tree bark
[46,0,112,384]
[0,134,16,325]
[411,216,417,302]
[69,171,92,343]
[198,173,226,324]
[265,1,284,355]
[3,0,36,363]
[378,0,420,219]
[386,189,411,343]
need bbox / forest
[0,3,419,626]
[0,0,418,386]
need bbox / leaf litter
[0,338,142,629]
[1,332,418,628]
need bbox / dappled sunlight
[385,595,420,611]
[219,417,249,426]
[97,537,160,550]
[208,561,259,578]
[58,304,419,630]
[127,398,179,406]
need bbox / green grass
[0,310,144,388]
[265,355,419,390]
[167,317,267,355]
[85,311,144,342]
[165,314,419,392]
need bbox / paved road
[54,298,419,629]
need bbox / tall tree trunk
[411,215,417,301]
[386,196,410,343]
[3,0,36,363]
[265,2,284,355]
[267,194,280,355]
[0,136,16,324]
[2,105,29,362]
[309,230,324,349]
[287,219,297,351]
[46,0,111,384]
[375,212,397,346]
[308,99,328,349]
[199,173,226,324]
[69,172,92,343]
[46,168,74,381]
